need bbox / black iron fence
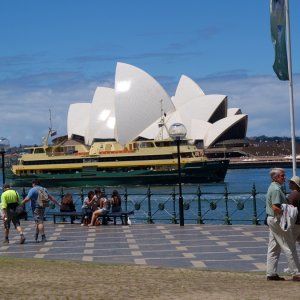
[15,184,268,225]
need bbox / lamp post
[0,137,9,185]
[169,123,187,227]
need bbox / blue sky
[0,0,300,146]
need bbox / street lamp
[169,123,187,226]
[0,137,10,185]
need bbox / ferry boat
[8,131,229,187]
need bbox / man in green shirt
[1,183,25,244]
[266,168,300,281]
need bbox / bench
[51,212,83,224]
[102,211,134,225]
[51,210,134,225]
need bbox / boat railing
[11,184,271,225]
[99,150,134,155]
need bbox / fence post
[224,186,231,225]
[21,187,26,199]
[21,187,28,220]
[197,185,204,224]
[251,184,259,225]
[171,186,177,224]
[80,188,84,204]
[147,186,153,224]
[60,187,64,201]
[124,187,128,211]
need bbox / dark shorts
[33,207,45,224]
[4,210,20,230]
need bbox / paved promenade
[0,220,293,273]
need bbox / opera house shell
[67,62,248,150]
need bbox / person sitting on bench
[81,191,94,226]
[60,193,76,222]
[111,190,122,213]
[88,192,111,226]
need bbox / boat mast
[42,109,53,147]
[157,99,168,140]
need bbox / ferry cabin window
[65,146,76,154]
[25,149,34,154]
[155,141,172,147]
[34,148,45,154]
[140,142,154,148]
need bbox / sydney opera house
[65,62,248,156]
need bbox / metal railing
[15,184,268,225]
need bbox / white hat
[289,176,300,189]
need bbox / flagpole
[285,0,297,176]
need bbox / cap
[289,176,300,189]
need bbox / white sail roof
[67,103,91,138]
[190,119,212,140]
[172,75,205,108]
[85,87,115,145]
[227,108,242,116]
[114,62,175,144]
[66,62,248,149]
[204,115,247,148]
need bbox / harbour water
[1,167,299,224]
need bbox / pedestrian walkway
[0,221,292,273]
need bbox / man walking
[266,168,300,281]
[22,179,60,242]
[1,183,25,244]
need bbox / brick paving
[0,220,293,273]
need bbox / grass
[0,256,299,299]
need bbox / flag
[50,130,57,137]
[270,0,289,80]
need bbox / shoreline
[228,156,299,169]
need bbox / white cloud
[199,73,300,138]
[1,68,299,146]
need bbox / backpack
[36,187,50,208]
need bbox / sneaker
[3,238,9,244]
[267,274,285,281]
[20,235,26,244]
[41,235,47,242]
